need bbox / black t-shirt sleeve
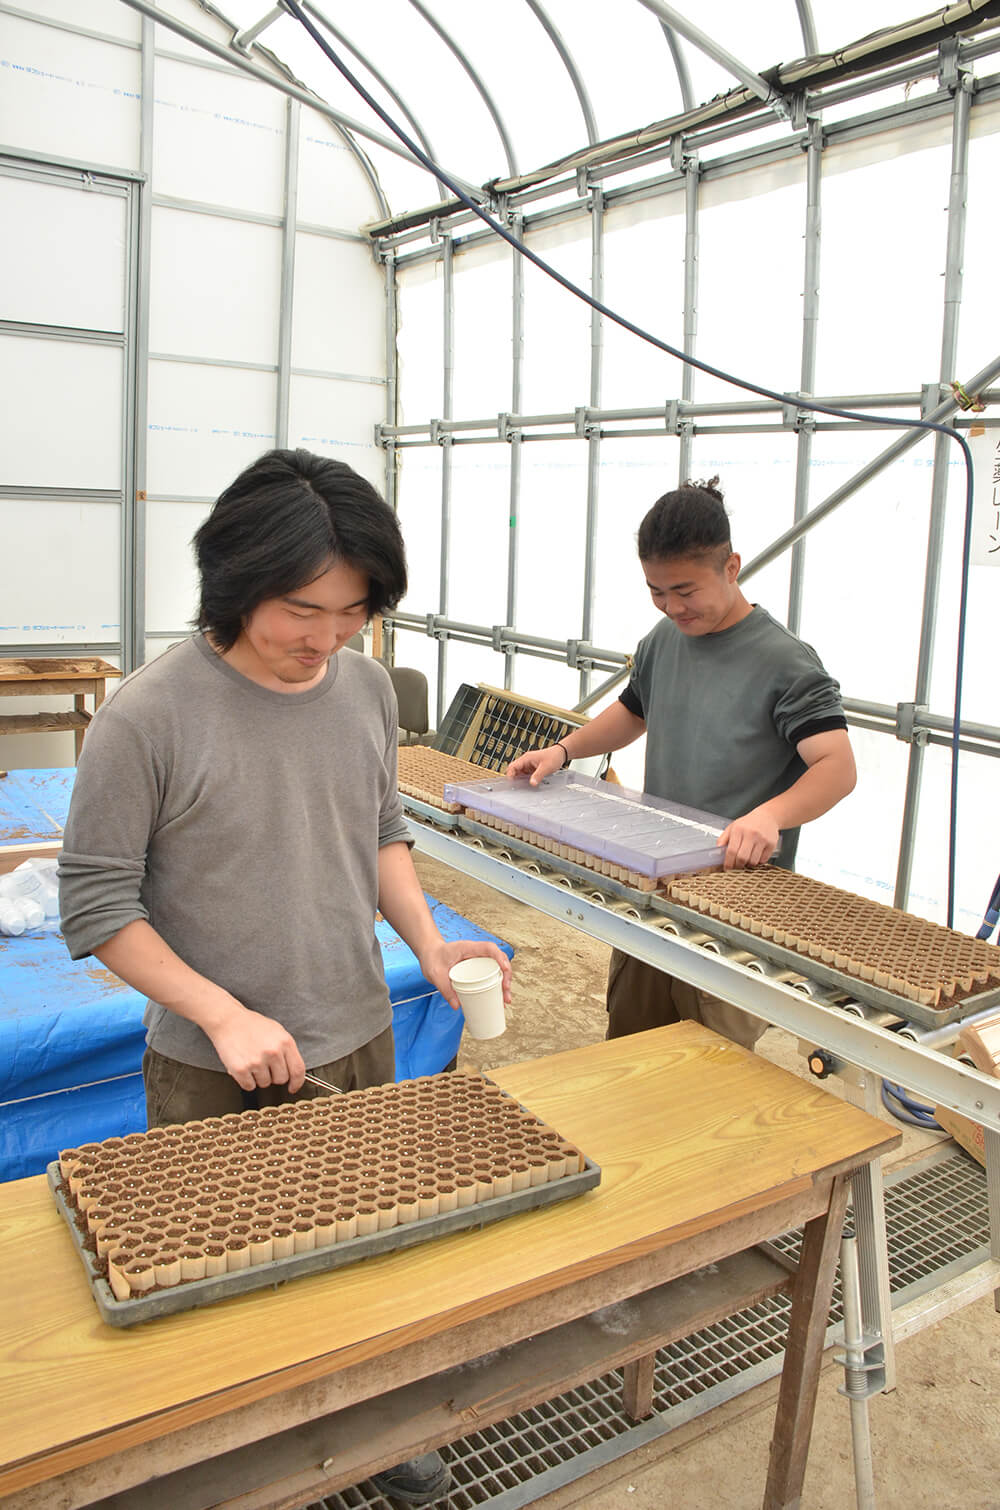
[619,683,644,718]
[788,713,848,744]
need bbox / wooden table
[0,1025,898,1510]
[0,658,121,762]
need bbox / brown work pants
[606,949,766,1050]
[142,1025,396,1127]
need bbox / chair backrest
[387,665,429,736]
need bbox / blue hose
[881,1080,940,1129]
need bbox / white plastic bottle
[0,901,27,936]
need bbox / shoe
[371,1450,452,1504]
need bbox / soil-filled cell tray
[654,869,1000,1029]
[397,747,490,815]
[50,1072,600,1327]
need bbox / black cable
[283,0,977,927]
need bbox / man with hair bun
[508,476,855,1049]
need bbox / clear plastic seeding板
[440,772,730,882]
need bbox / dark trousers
[142,1025,396,1127]
[606,949,766,1050]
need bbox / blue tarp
[0,767,74,843]
[0,889,512,1182]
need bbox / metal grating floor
[310,1148,989,1510]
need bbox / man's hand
[506,744,565,787]
[418,938,513,1011]
[717,807,780,869]
[206,1005,307,1093]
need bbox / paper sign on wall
[970,427,1000,567]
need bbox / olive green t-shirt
[619,606,846,866]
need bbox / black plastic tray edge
[649,894,1000,1030]
[48,1157,602,1329]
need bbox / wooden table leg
[622,1352,656,1422]
[763,1173,850,1510]
[73,695,86,761]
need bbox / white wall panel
[0,14,140,170]
[696,160,805,405]
[452,242,512,418]
[297,109,382,231]
[590,435,679,652]
[146,360,276,498]
[290,233,386,377]
[0,334,122,489]
[520,222,590,414]
[0,174,126,331]
[516,440,588,641]
[397,261,443,423]
[0,496,119,642]
[287,374,385,488]
[149,207,282,365]
[153,56,285,216]
[145,499,208,633]
[603,198,686,411]
[26,1,140,40]
[447,445,510,627]
[395,447,442,612]
[817,123,950,393]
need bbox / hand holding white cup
[448,957,506,1039]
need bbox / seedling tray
[49,1157,600,1328]
[456,813,661,910]
[650,893,1000,1029]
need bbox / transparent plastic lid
[440,770,731,878]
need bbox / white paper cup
[449,958,506,1040]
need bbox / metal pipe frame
[579,186,605,703]
[406,0,518,178]
[635,0,788,113]
[678,151,699,481]
[275,99,300,450]
[123,15,154,676]
[436,233,455,727]
[894,61,974,909]
[524,0,600,145]
[786,116,822,636]
[505,214,525,692]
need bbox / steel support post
[505,216,525,691]
[437,234,455,728]
[787,118,822,635]
[678,154,699,481]
[275,99,300,449]
[893,68,972,911]
[985,1127,1000,1311]
[123,15,154,674]
[579,187,605,704]
[383,247,399,666]
[841,1067,896,1391]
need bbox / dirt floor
[414,850,1000,1510]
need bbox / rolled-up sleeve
[58,706,161,960]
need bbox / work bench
[0,659,120,763]
[0,1025,896,1510]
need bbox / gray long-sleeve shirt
[59,635,411,1070]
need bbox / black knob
[808,1048,836,1080]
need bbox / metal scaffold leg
[837,1229,883,1510]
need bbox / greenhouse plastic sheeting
[0,894,512,1182]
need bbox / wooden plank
[0,659,120,683]
[1,1185,826,1508]
[0,1027,896,1494]
[0,712,90,735]
[763,1173,851,1509]
[622,1352,656,1422]
[57,1247,791,1510]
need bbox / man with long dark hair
[509,476,854,1050]
[60,449,509,1504]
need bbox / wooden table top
[0,658,121,683]
[0,1024,897,1490]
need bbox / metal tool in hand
[302,1070,344,1095]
